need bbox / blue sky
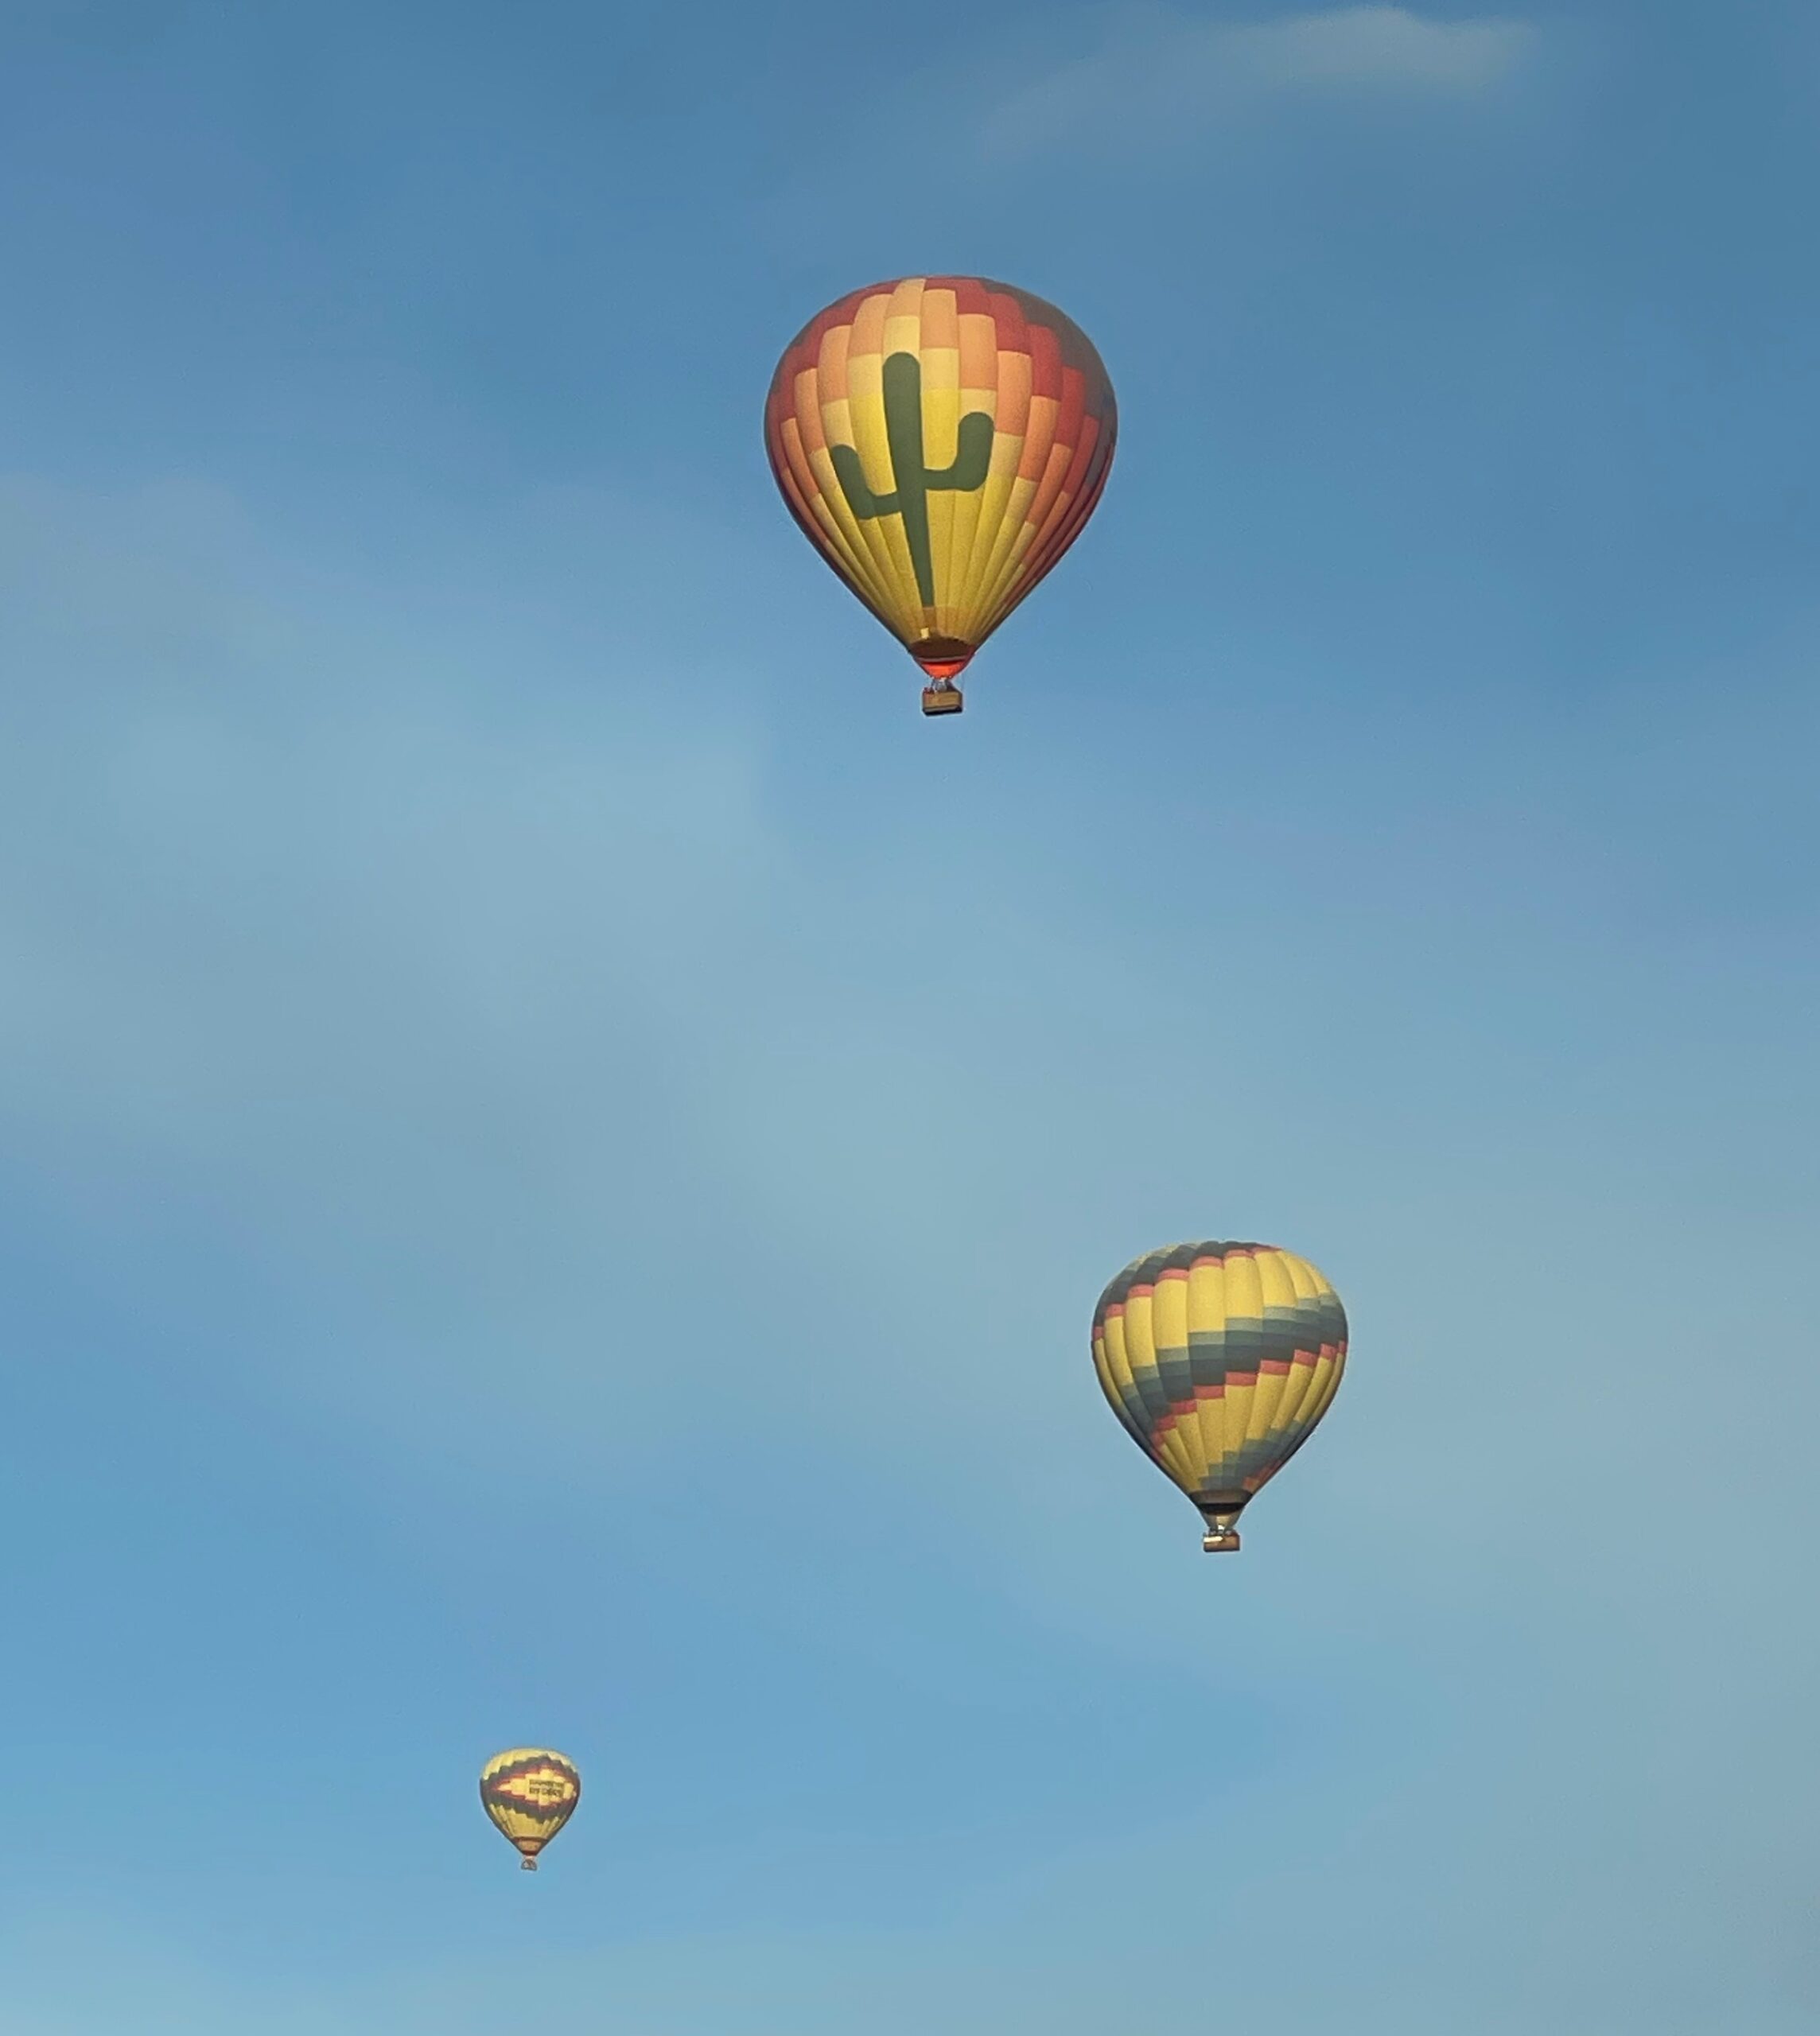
[1,2,1817,2030]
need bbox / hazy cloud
[2,446,1818,2030]
[989,5,1538,156]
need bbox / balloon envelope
[1091,1241,1348,1551]
[765,275,1116,710]
[480,1748,581,1870]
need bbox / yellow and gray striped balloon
[1091,1241,1348,1552]
[480,1748,581,1871]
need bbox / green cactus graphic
[830,352,994,608]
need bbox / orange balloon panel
[765,276,1117,689]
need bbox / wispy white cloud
[989,5,1538,157]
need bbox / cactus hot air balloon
[765,275,1117,715]
[1091,1241,1348,1552]
[480,1747,581,1871]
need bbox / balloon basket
[520,1855,539,1871]
[920,683,964,716]
[1201,1527,1242,1553]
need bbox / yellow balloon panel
[766,275,1116,681]
[480,1747,581,1867]
[1091,1241,1348,1543]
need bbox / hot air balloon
[1091,1241,1348,1552]
[765,275,1116,716]
[480,1748,581,1871]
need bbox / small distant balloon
[765,275,1117,716]
[480,1748,581,1871]
[1091,1241,1348,1552]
